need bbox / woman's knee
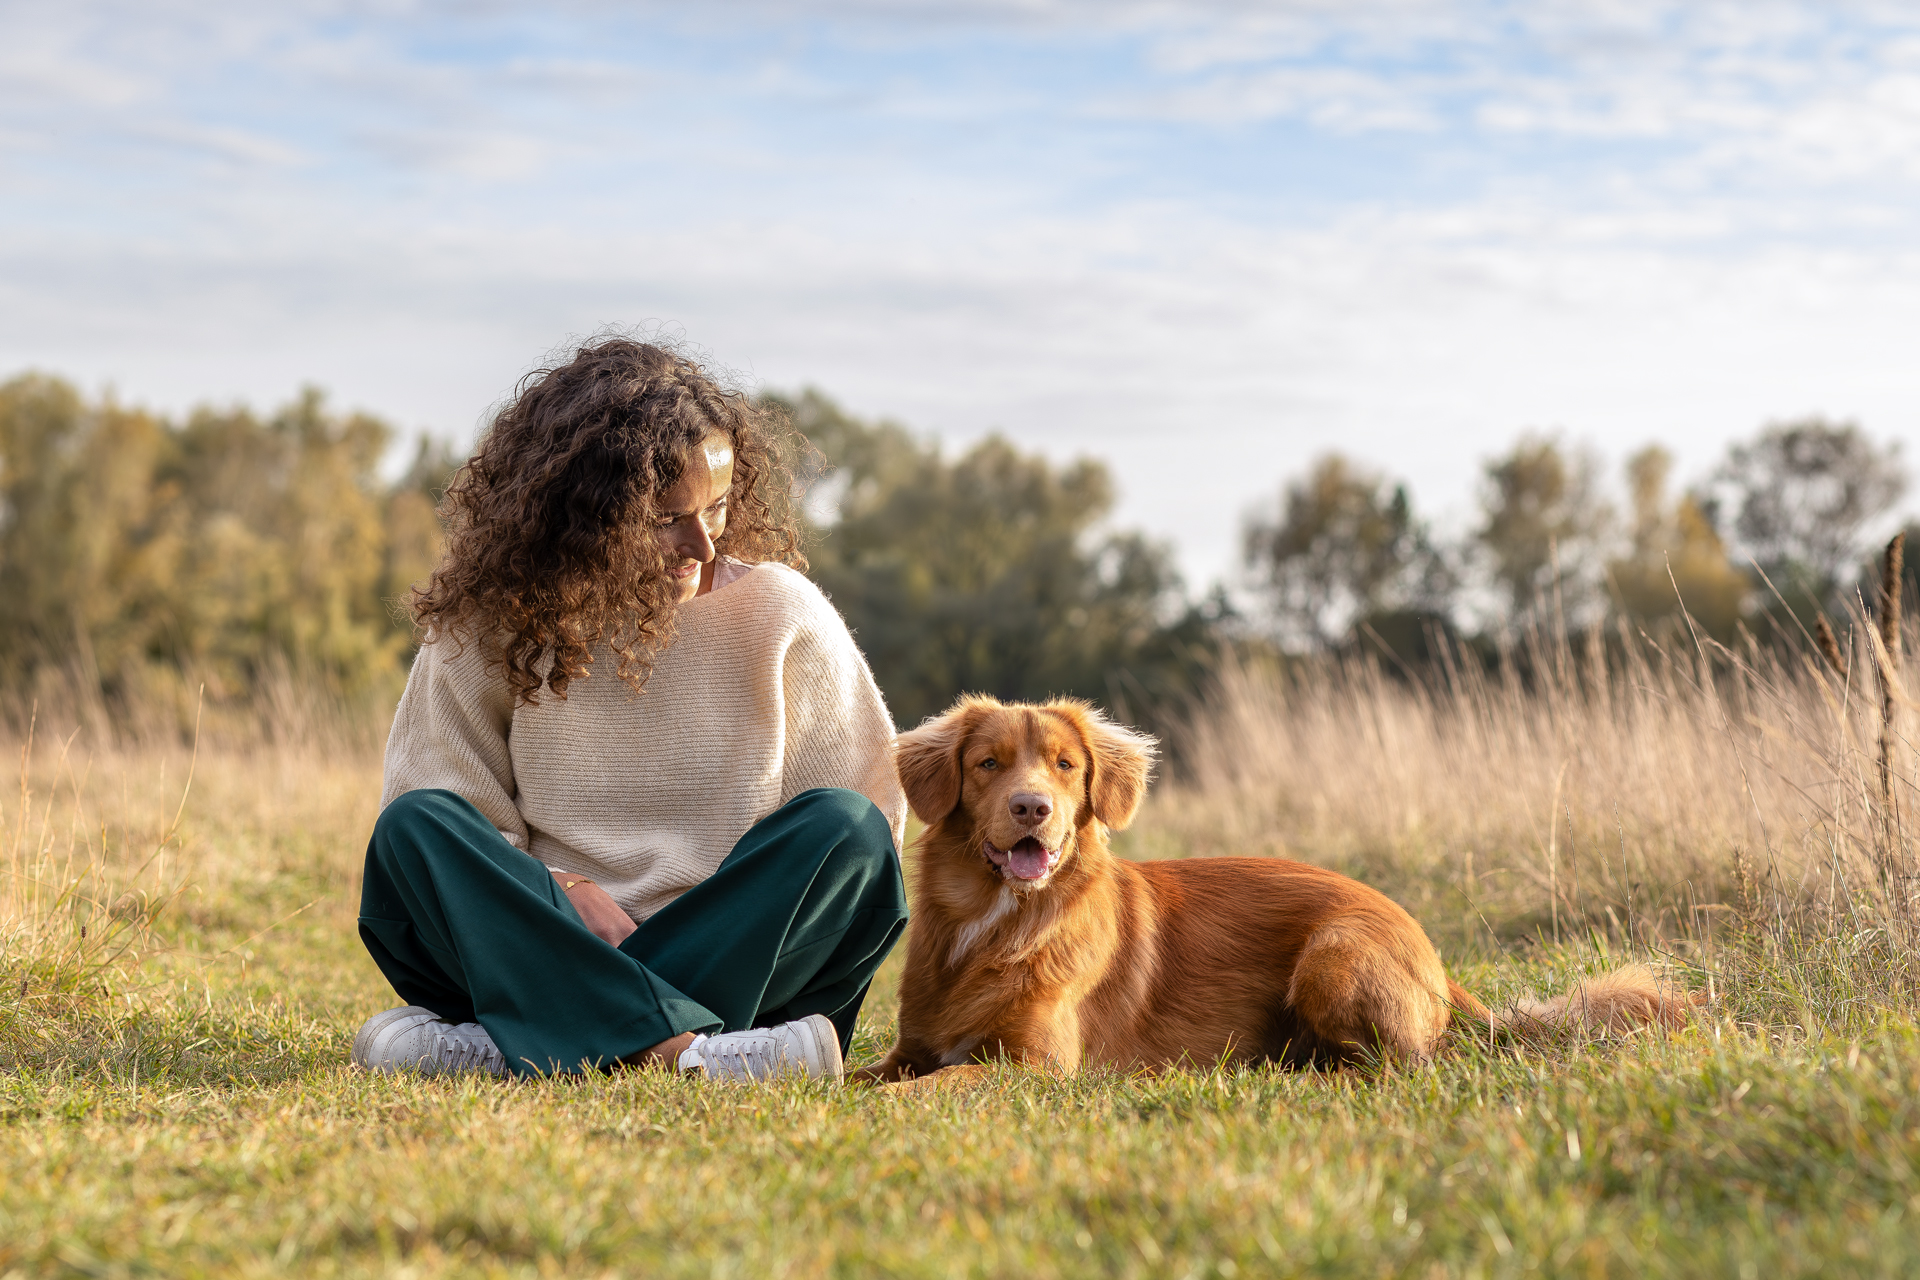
[371,789,495,870]
[787,788,892,847]
[788,790,901,897]
[374,788,445,847]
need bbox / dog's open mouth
[982,836,1060,882]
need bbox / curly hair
[413,337,809,705]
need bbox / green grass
[5,744,1920,1277]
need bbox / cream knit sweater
[379,563,907,923]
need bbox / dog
[857,695,1697,1082]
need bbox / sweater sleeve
[379,633,530,849]
[773,573,909,853]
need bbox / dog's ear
[1078,705,1158,830]
[894,699,988,825]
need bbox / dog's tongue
[1007,836,1052,880]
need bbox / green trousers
[358,787,907,1077]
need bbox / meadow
[4,622,1920,1278]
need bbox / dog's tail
[1447,963,1703,1038]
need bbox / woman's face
[653,432,735,602]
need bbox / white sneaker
[352,1005,508,1077]
[676,1013,844,1082]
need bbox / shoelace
[433,1029,502,1074]
[711,1032,784,1078]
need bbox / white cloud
[129,120,307,167]
[353,128,556,180]
[1106,65,1443,130]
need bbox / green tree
[1607,445,1747,641]
[1706,417,1906,607]
[1243,453,1450,650]
[0,375,175,691]
[383,436,463,627]
[1477,435,1611,626]
[0,373,435,716]
[774,390,1222,729]
[162,389,407,688]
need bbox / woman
[350,337,908,1082]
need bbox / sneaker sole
[352,1005,436,1070]
[800,1013,845,1079]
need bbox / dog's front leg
[881,1030,1078,1094]
[849,1040,943,1085]
[873,1062,995,1094]
[972,1004,1082,1073]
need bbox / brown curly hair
[414,337,809,705]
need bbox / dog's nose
[1008,791,1052,824]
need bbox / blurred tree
[0,375,175,691]
[0,373,426,712]
[384,436,462,623]
[772,389,1223,729]
[1607,445,1747,641]
[1243,453,1451,650]
[1704,417,1906,607]
[155,389,408,691]
[1477,434,1611,625]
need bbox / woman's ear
[1079,706,1158,830]
[894,699,989,825]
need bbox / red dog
[859,696,1695,1081]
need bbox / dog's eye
[1057,759,1075,771]
[978,758,998,771]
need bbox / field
[5,629,1920,1278]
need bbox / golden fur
[859,696,1697,1082]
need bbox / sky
[5,0,1920,590]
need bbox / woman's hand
[551,871,638,947]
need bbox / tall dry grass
[2,709,195,983]
[1128,606,1920,1021]
[0,658,385,1007]
[0,685,389,1074]
[0,655,397,757]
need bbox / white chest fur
[947,886,1019,969]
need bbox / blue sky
[6,0,1920,587]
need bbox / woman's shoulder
[410,623,501,681]
[698,564,867,671]
[722,562,841,624]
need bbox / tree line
[1247,422,1909,660]
[0,369,1910,736]
[0,374,454,725]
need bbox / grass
[9,1017,1920,1278]
[6,620,1920,1277]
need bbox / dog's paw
[885,1063,996,1094]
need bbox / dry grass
[2,715,388,1084]
[1131,620,1920,955]
[3,623,1920,1276]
